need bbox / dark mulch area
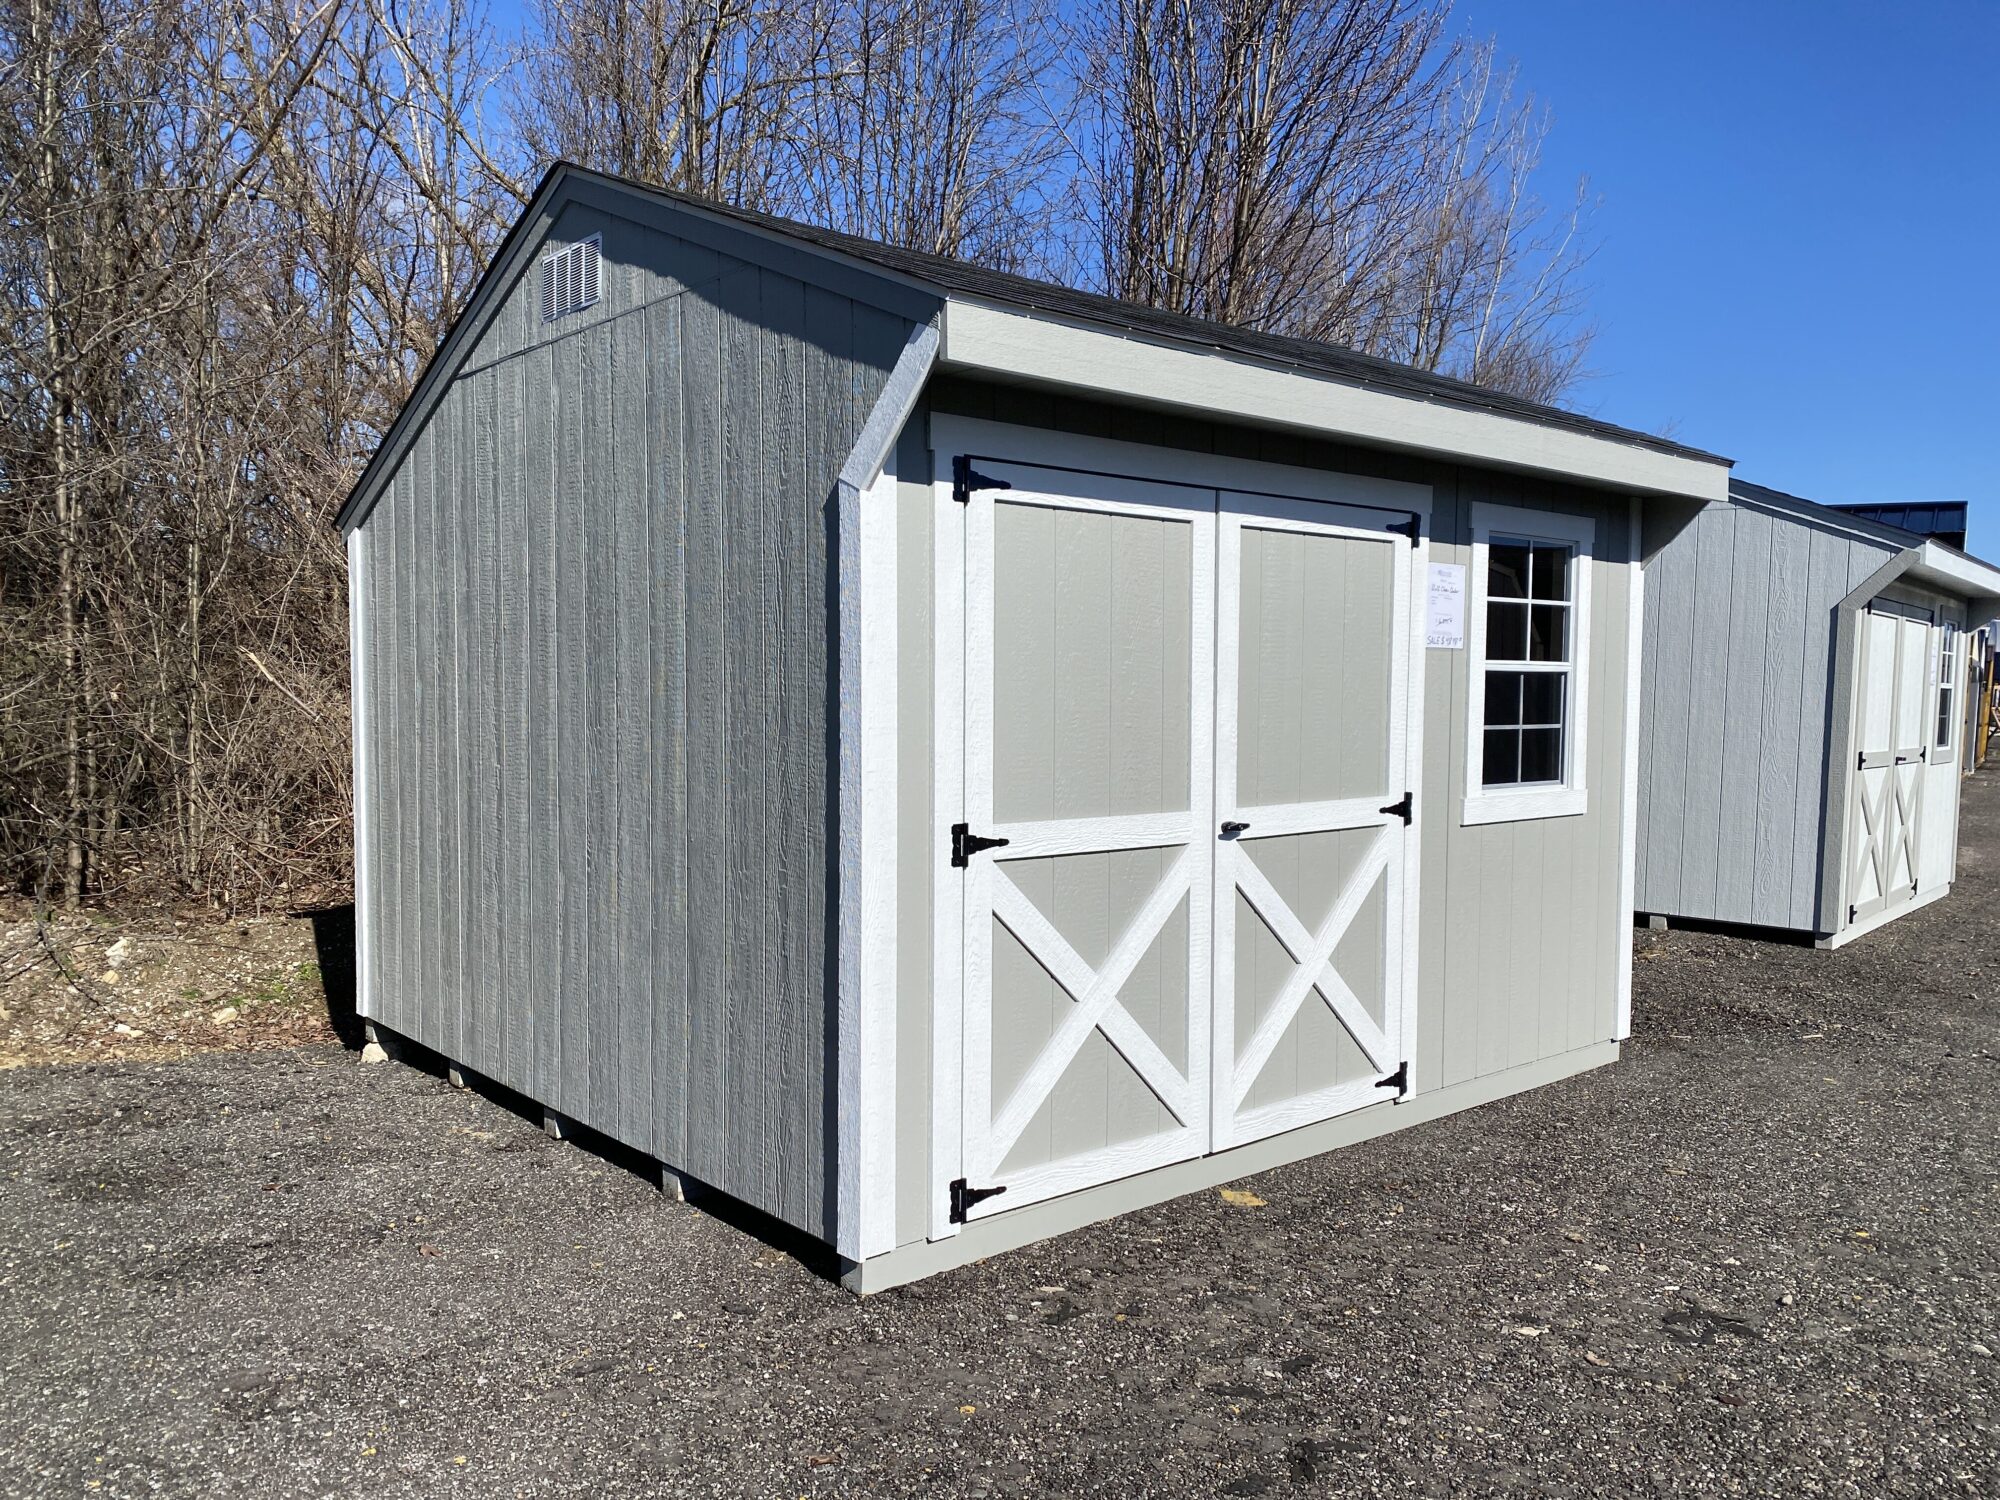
[2,785,1996,1498]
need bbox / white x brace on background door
[937,442,1418,1231]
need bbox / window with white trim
[1936,622,1959,750]
[1464,502,1594,825]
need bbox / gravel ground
[4,788,1997,1499]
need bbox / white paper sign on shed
[1426,563,1466,648]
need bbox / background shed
[1637,480,2000,945]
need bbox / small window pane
[1485,671,1523,727]
[1530,545,1571,601]
[1483,729,1521,787]
[1529,604,1568,662]
[1489,544,1530,599]
[1520,727,1563,784]
[1522,672,1564,727]
[1488,601,1529,661]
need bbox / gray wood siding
[1635,497,1898,932]
[893,379,1638,1246]
[355,196,926,1238]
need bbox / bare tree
[793,0,1064,266]
[0,0,1605,914]
[513,0,842,208]
[1062,0,1594,400]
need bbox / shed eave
[937,295,1733,503]
[1906,541,2000,605]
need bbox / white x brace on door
[1847,606,1929,925]
[1213,493,1415,1149]
[952,458,1216,1225]
[936,446,1417,1233]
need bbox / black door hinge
[1849,903,1858,923]
[1388,515,1421,541]
[949,1177,1007,1223]
[1375,1060,1409,1096]
[1379,791,1413,825]
[950,822,1012,867]
[952,454,1012,504]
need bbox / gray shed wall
[352,186,928,1237]
[891,378,1639,1249]
[1635,496,1899,933]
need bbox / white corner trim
[836,318,937,1264]
[346,528,374,1023]
[938,297,1730,503]
[1615,498,1643,1041]
[1460,502,1596,827]
[855,460,899,1260]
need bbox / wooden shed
[1636,480,2000,948]
[338,164,1732,1290]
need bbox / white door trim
[927,456,967,1242]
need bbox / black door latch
[950,822,1012,867]
[1220,820,1250,836]
[949,1178,1007,1223]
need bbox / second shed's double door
[948,455,1415,1224]
[1847,605,1931,924]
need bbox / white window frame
[1463,501,1594,826]
[1935,621,1959,752]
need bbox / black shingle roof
[568,163,1730,468]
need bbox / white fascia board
[1909,542,2000,604]
[939,297,1731,503]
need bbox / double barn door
[940,451,1417,1230]
[1846,605,1932,925]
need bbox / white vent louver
[540,235,601,323]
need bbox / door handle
[1220,821,1250,836]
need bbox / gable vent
[539,235,601,323]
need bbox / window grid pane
[1479,535,1577,790]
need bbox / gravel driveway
[5,783,1998,1499]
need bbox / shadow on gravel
[377,1021,845,1282]
[298,903,364,1049]
[1642,912,1820,947]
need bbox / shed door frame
[924,414,1431,1241]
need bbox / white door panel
[1213,497,1414,1149]
[955,459,1215,1223]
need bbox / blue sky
[1455,0,1999,546]
[484,1,1998,545]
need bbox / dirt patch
[0,900,351,1068]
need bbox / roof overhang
[1904,541,2000,605]
[938,297,1732,504]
